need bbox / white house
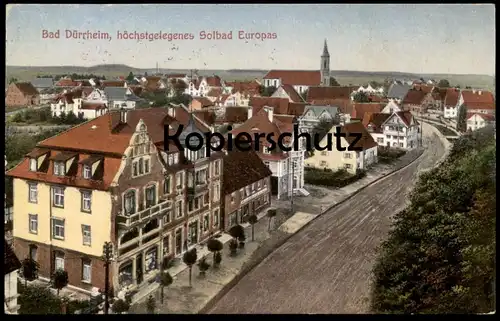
[50,89,85,117]
[466,113,495,132]
[364,111,420,149]
[4,242,21,314]
[185,76,224,97]
[230,106,308,199]
[443,88,461,119]
[381,100,403,114]
[304,121,378,174]
[271,84,306,103]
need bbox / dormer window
[29,158,37,172]
[53,162,65,176]
[83,165,92,179]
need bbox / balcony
[117,199,172,229]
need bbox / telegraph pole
[102,242,114,315]
[290,157,295,212]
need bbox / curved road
[208,126,445,314]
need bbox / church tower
[320,39,330,86]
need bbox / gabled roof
[104,87,141,101]
[55,78,78,87]
[207,88,223,97]
[205,76,223,87]
[192,96,214,108]
[13,82,39,96]
[280,84,305,103]
[444,88,460,106]
[263,70,321,86]
[302,105,339,118]
[226,80,261,96]
[222,149,272,195]
[362,112,391,133]
[387,84,411,100]
[382,111,417,127]
[308,99,353,115]
[412,84,434,94]
[402,89,427,105]
[307,86,356,102]
[4,242,21,275]
[337,122,378,151]
[461,90,495,110]
[351,103,385,119]
[100,80,126,88]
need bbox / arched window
[123,190,136,215]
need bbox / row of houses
[6,105,274,295]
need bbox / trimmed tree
[159,271,173,304]
[20,257,40,286]
[52,269,69,296]
[182,249,198,287]
[228,224,244,240]
[352,91,371,103]
[197,257,210,277]
[146,294,156,314]
[112,299,130,314]
[267,209,277,231]
[456,104,467,133]
[228,239,238,256]
[437,79,450,88]
[207,238,223,267]
[248,214,258,241]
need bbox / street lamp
[102,242,114,315]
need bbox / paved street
[207,127,446,314]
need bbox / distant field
[6,65,495,90]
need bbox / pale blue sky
[6,4,495,75]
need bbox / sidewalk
[128,208,273,314]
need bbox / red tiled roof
[222,149,272,195]
[461,90,495,110]
[263,70,321,86]
[226,80,261,96]
[55,79,78,87]
[362,112,391,133]
[215,94,230,104]
[205,76,223,87]
[392,111,416,127]
[403,89,427,105]
[444,88,460,106]
[280,84,305,103]
[207,88,223,97]
[307,86,356,102]
[351,103,385,119]
[100,80,126,88]
[412,84,433,94]
[367,95,388,103]
[223,107,249,124]
[308,99,353,115]
[14,82,39,96]
[339,122,378,151]
[193,97,214,108]
[167,74,186,78]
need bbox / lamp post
[102,242,114,315]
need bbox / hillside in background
[6,65,495,90]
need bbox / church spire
[322,39,329,56]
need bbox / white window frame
[175,200,183,218]
[82,260,92,283]
[29,158,37,172]
[82,225,91,245]
[52,218,65,240]
[53,187,65,207]
[29,183,38,203]
[53,161,65,176]
[55,254,65,271]
[83,165,92,179]
[81,191,92,212]
[213,183,220,202]
[29,214,38,234]
[162,234,171,256]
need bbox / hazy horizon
[6,4,495,75]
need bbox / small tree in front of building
[158,271,173,304]
[207,238,223,267]
[248,214,258,241]
[146,294,156,314]
[182,249,198,287]
[20,257,40,286]
[267,208,277,231]
[52,269,69,296]
[456,104,468,133]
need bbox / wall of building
[13,178,113,257]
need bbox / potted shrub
[197,258,210,277]
[228,239,238,256]
[214,251,222,267]
[182,249,198,287]
[207,238,223,266]
[238,235,246,249]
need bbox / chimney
[247,106,253,119]
[120,108,127,123]
[264,106,274,123]
[478,90,482,95]
[472,89,476,94]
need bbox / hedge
[305,168,366,188]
